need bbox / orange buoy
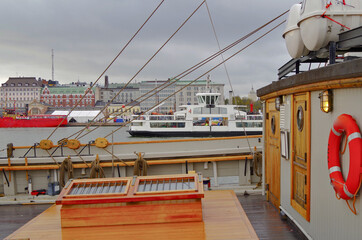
[328,114,362,200]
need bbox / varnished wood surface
[265,99,281,209]
[5,190,258,240]
[61,199,203,227]
[13,135,262,149]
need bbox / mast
[206,74,211,93]
[52,49,54,82]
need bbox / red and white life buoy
[328,114,362,200]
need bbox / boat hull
[0,116,67,128]
[127,130,262,137]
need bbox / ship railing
[131,115,177,121]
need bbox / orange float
[328,114,362,200]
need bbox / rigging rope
[204,0,233,94]
[71,0,206,140]
[59,156,74,188]
[205,0,255,154]
[76,10,289,140]
[133,152,149,176]
[46,0,166,140]
[90,154,106,178]
[101,20,286,139]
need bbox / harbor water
[0,126,188,158]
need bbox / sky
[0,0,299,97]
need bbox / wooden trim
[0,154,253,171]
[306,91,311,222]
[12,135,262,150]
[62,179,132,199]
[25,157,29,181]
[290,94,294,203]
[57,174,204,205]
[260,77,362,101]
[291,199,307,219]
[290,93,311,222]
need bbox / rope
[102,148,129,167]
[204,0,256,153]
[47,0,166,140]
[321,11,350,30]
[73,9,289,140]
[72,149,90,168]
[59,156,74,188]
[253,151,262,189]
[204,0,233,93]
[341,134,348,154]
[102,20,286,139]
[253,151,263,177]
[72,1,205,140]
[45,150,60,167]
[345,179,362,215]
[332,177,361,215]
[90,154,105,178]
[133,152,148,176]
[7,143,14,158]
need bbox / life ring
[328,114,362,200]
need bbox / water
[0,126,186,157]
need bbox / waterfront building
[40,85,96,108]
[107,102,140,121]
[99,83,140,104]
[139,80,175,113]
[0,77,42,111]
[0,77,42,110]
[97,78,224,114]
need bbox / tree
[225,96,262,113]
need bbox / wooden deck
[5,190,258,240]
[238,194,304,240]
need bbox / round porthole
[271,116,276,135]
[297,106,304,131]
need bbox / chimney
[229,91,233,105]
[105,75,109,88]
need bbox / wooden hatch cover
[56,173,204,228]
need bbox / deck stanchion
[25,157,29,181]
[213,161,218,186]
[7,157,11,182]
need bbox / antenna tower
[52,49,54,82]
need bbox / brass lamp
[319,90,333,113]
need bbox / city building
[107,102,141,121]
[40,85,96,108]
[248,86,257,102]
[0,77,42,110]
[99,83,140,103]
[139,80,176,113]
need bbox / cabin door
[265,99,280,209]
[291,93,310,221]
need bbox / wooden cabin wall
[279,87,362,240]
[264,99,281,209]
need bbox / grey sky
[0,0,298,97]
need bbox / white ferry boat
[128,91,262,137]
